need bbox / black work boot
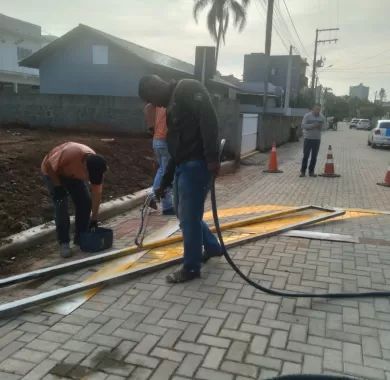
[166,267,200,284]
[309,172,317,177]
[299,172,306,177]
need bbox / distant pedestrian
[143,103,174,215]
[41,142,107,258]
[300,104,326,177]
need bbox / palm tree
[193,0,250,69]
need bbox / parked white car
[368,120,390,148]
[356,119,371,130]
[349,118,359,128]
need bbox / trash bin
[289,125,299,142]
[79,227,113,253]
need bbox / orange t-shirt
[154,107,168,140]
[41,142,102,191]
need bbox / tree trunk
[215,18,224,70]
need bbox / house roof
[20,24,194,75]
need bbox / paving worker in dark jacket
[41,142,107,258]
[138,75,222,283]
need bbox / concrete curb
[0,188,150,257]
[0,160,238,257]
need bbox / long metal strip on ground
[0,206,313,289]
[0,208,344,318]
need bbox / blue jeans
[152,139,173,211]
[43,176,91,244]
[173,160,221,273]
[301,138,321,174]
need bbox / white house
[0,13,55,93]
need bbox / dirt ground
[0,125,155,240]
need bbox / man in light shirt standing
[300,104,326,177]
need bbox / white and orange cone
[377,165,390,187]
[263,142,283,173]
[319,145,341,177]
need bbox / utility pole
[262,0,274,114]
[284,45,293,112]
[311,28,339,100]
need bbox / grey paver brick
[133,334,160,355]
[259,369,279,380]
[175,341,208,356]
[324,349,343,372]
[176,353,203,377]
[250,335,269,355]
[150,359,178,380]
[180,323,202,342]
[221,360,258,378]
[289,324,307,343]
[223,313,243,330]
[307,336,342,350]
[13,348,48,363]
[150,347,185,362]
[49,349,69,361]
[0,372,21,380]
[158,329,182,348]
[226,341,248,362]
[0,341,25,362]
[0,358,36,375]
[287,342,323,356]
[136,323,167,336]
[202,318,224,336]
[21,359,56,380]
[112,328,144,342]
[303,354,322,373]
[198,334,231,348]
[63,340,96,354]
[281,361,301,375]
[362,336,382,357]
[268,348,302,363]
[158,318,188,330]
[219,328,251,342]
[202,347,225,369]
[125,353,160,369]
[245,354,282,371]
[344,362,385,380]
[130,367,153,380]
[26,339,60,353]
[270,330,288,349]
[343,342,362,364]
[39,331,70,344]
[196,367,234,380]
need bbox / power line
[281,0,309,57]
[273,0,302,56]
[256,0,290,52]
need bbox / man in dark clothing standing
[138,75,222,283]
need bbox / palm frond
[207,1,219,41]
[222,11,230,44]
[230,0,247,32]
[193,0,211,23]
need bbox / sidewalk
[0,124,389,380]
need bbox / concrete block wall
[0,94,146,133]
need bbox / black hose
[209,176,390,299]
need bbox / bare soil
[0,124,155,240]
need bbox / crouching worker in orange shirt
[41,142,107,258]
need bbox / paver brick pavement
[1,125,390,379]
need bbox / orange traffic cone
[377,165,390,187]
[319,145,341,177]
[263,142,283,173]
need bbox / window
[17,47,33,61]
[92,45,108,64]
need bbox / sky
[1,0,390,99]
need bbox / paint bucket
[79,227,113,253]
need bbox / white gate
[241,113,258,156]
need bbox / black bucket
[79,227,113,253]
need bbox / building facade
[20,24,194,97]
[243,53,308,102]
[0,13,46,93]
[349,83,369,101]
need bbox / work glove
[207,162,221,178]
[53,186,67,203]
[89,220,98,231]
